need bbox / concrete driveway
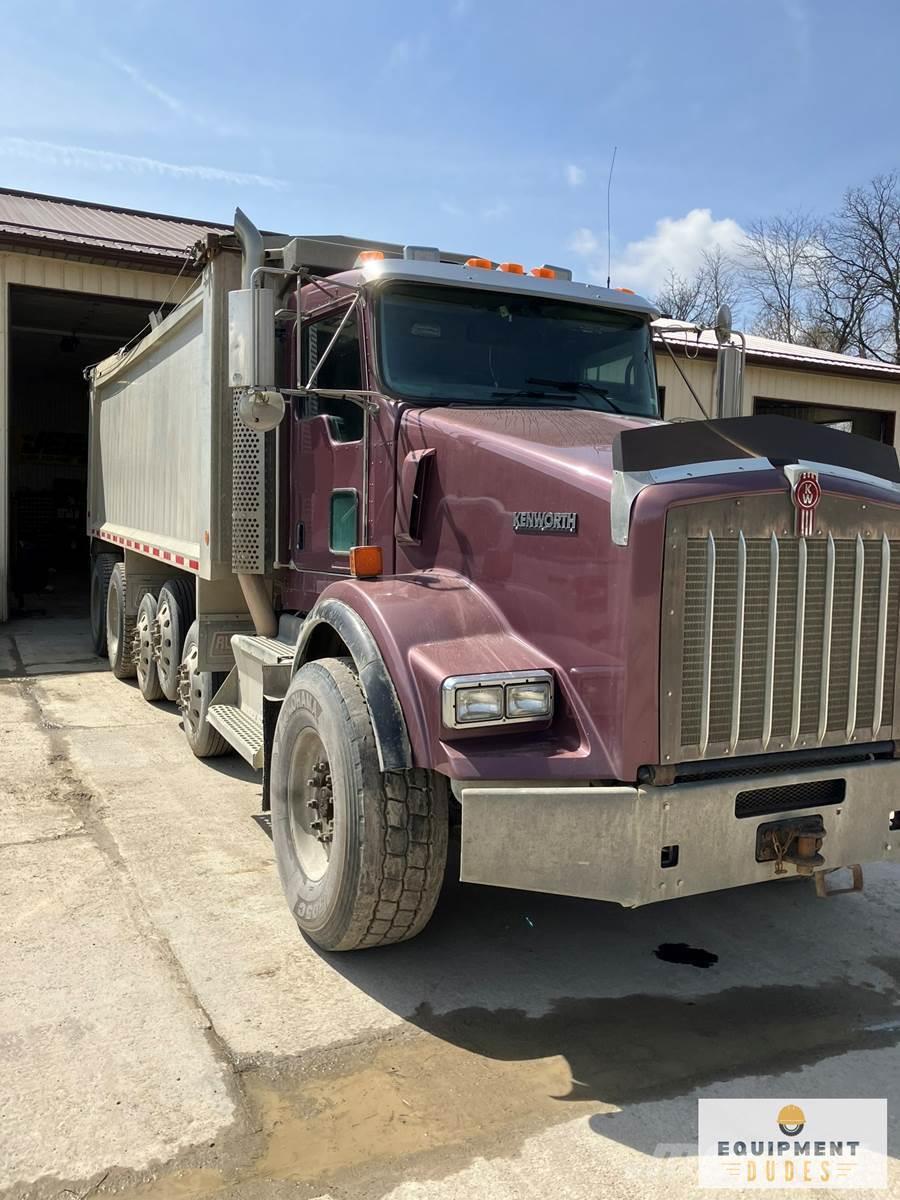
[1,615,899,1199]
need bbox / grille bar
[730,531,747,751]
[763,531,779,750]
[699,531,716,756]
[873,533,891,734]
[791,537,807,747]
[818,532,835,743]
[846,533,865,740]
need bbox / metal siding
[0,190,225,262]
[0,251,194,621]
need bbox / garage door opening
[7,286,156,619]
[754,395,896,444]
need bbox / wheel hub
[306,758,334,844]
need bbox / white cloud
[565,163,585,188]
[568,209,745,296]
[568,226,600,256]
[0,136,285,189]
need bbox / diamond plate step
[207,703,264,768]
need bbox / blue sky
[1,0,898,296]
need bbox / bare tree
[742,213,817,342]
[655,267,706,322]
[699,244,743,317]
[825,174,900,362]
[801,231,879,355]
[654,248,743,324]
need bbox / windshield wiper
[526,377,624,414]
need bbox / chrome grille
[660,492,900,764]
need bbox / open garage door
[6,287,157,619]
[754,395,896,444]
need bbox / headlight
[441,671,554,730]
[455,685,504,724]
[505,680,552,719]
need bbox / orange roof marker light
[530,266,556,279]
[355,249,385,265]
[614,286,635,294]
[465,256,493,269]
[349,545,384,578]
[497,262,524,274]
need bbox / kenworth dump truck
[87,210,900,951]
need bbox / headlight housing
[441,671,554,730]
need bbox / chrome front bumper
[458,759,900,907]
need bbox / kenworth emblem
[792,470,822,537]
[513,511,578,534]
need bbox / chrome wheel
[176,639,204,740]
[134,604,155,689]
[156,595,177,686]
[286,729,334,882]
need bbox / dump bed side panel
[88,252,239,579]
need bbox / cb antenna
[606,145,617,289]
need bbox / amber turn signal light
[350,545,383,578]
[356,249,385,264]
[498,262,524,274]
[614,286,635,294]
[530,266,556,279]
[465,256,493,269]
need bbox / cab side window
[299,309,364,442]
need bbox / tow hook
[756,815,827,876]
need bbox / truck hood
[412,405,658,497]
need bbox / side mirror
[238,389,285,432]
[714,303,733,345]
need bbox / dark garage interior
[7,286,155,617]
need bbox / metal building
[655,325,900,444]
[0,188,226,622]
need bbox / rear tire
[106,563,136,679]
[270,656,448,951]
[89,553,118,656]
[176,621,230,757]
[135,592,164,701]
[156,576,195,702]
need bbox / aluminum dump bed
[87,251,241,580]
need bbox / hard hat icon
[778,1104,806,1135]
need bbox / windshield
[377,283,658,416]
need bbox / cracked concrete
[1,614,900,1200]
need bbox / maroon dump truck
[87,210,900,950]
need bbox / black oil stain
[654,942,719,968]
[408,974,900,1105]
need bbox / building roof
[0,187,230,271]
[654,320,900,382]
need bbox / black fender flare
[292,597,413,772]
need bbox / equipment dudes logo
[792,469,822,537]
[698,1098,887,1189]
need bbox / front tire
[270,657,448,951]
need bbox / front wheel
[270,657,448,951]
